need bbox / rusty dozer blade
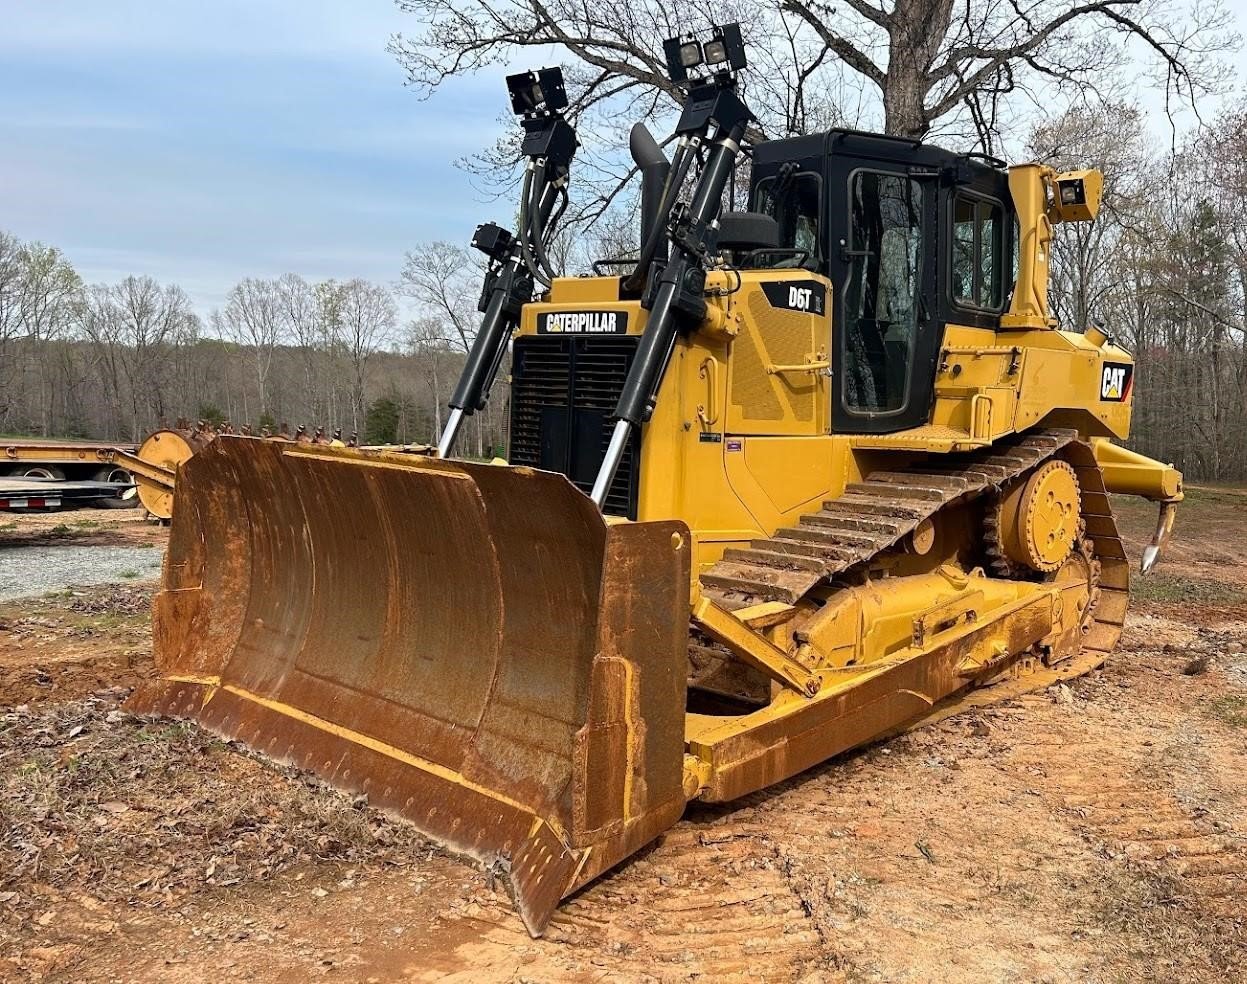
[127,437,692,935]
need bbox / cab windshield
[752,170,821,267]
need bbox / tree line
[0,243,509,456]
[1,0,1243,479]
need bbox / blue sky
[0,1,513,310]
[2,1,1242,316]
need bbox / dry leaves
[1,692,433,943]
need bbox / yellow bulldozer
[128,24,1183,935]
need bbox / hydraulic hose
[545,186,569,242]
[528,159,560,282]
[517,163,550,288]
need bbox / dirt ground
[0,512,163,550]
[1,493,1244,983]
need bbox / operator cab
[744,130,1018,433]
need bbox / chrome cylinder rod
[590,418,632,508]
[436,407,465,459]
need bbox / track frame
[684,430,1128,803]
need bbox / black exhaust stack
[629,123,670,263]
[591,61,754,508]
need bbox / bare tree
[311,279,351,432]
[1028,100,1149,330]
[791,0,1235,142]
[391,0,1235,157]
[79,276,198,440]
[406,316,456,438]
[0,231,23,429]
[78,284,129,436]
[338,279,397,432]
[16,243,82,436]
[397,243,481,352]
[221,278,286,421]
[276,273,327,422]
[1201,97,1247,334]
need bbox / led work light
[663,23,746,84]
[506,66,568,117]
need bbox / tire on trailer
[20,465,66,481]
[89,465,139,509]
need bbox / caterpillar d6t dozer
[128,24,1184,935]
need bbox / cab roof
[752,128,1006,181]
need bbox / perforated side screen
[729,289,818,425]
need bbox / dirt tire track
[411,825,834,983]
[1061,784,1247,907]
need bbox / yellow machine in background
[2,436,180,517]
[129,24,1182,936]
[1,423,366,520]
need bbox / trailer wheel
[21,465,66,481]
[89,466,139,508]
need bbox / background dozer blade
[127,437,692,935]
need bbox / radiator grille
[510,335,640,518]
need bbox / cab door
[829,165,939,433]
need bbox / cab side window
[951,194,1003,310]
[753,172,821,266]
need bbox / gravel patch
[0,546,164,601]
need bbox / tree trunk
[881,64,930,138]
[881,0,955,137]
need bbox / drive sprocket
[985,459,1083,577]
